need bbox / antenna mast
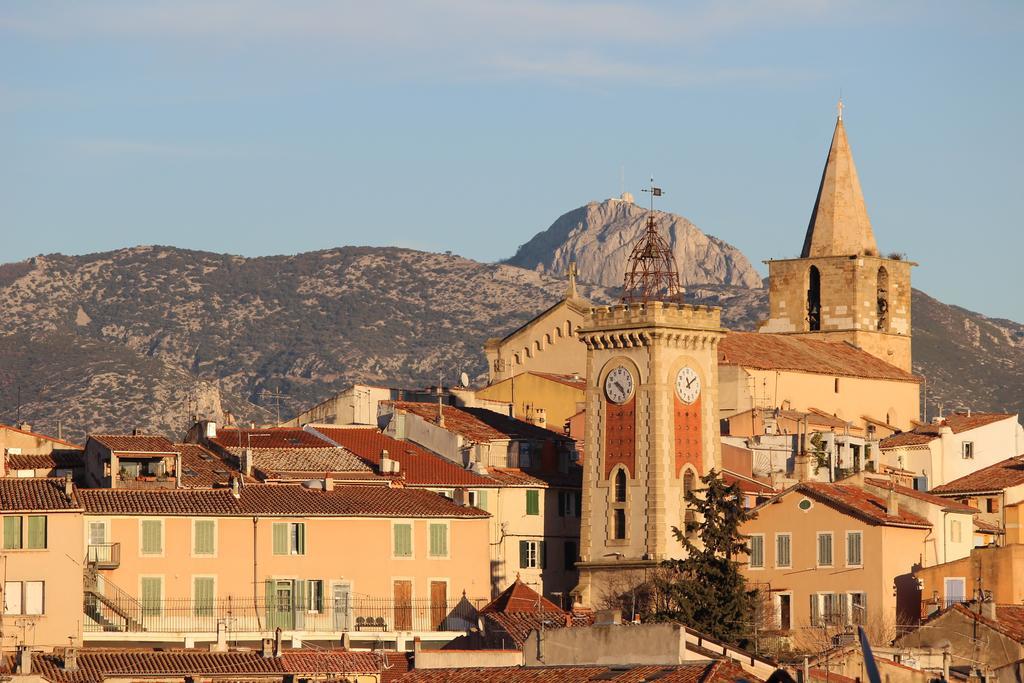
[620,177,684,304]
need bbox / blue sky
[1,1,1022,320]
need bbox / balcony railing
[86,543,121,569]
[84,594,487,634]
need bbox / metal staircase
[84,567,144,632]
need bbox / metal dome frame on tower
[620,178,685,304]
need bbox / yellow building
[474,371,585,432]
[0,478,85,650]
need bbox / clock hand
[614,381,625,394]
[686,377,695,388]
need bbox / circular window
[798,498,813,511]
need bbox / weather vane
[641,177,663,212]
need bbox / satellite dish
[460,372,469,388]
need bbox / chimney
[324,476,334,492]
[242,448,253,477]
[274,627,283,657]
[981,600,997,621]
[211,621,228,652]
[205,421,218,439]
[413,636,422,656]
[132,428,142,436]
[18,423,31,433]
[230,476,241,499]
[887,484,899,517]
[261,638,275,658]
[64,472,74,497]
[17,646,31,675]
[62,647,79,672]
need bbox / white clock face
[604,366,635,404]
[675,366,701,404]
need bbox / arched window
[514,353,521,366]
[545,333,552,346]
[683,470,696,501]
[615,469,627,503]
[682,469,697,539]
[876,266,889,331]
[565,320,574,337]
[555,327,563,338]
[807,266,822,331]
[534,340,542,352]
[611,468,628,540]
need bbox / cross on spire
[566,261,579,299]
[837,98,844,121]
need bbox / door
[945,577,966,607]
[88,522,108,563]
[266,580,295,630]
[779,594,791,631]
[430,581,448,630]
[393,580,412,631]
[332,582,351,631]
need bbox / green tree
[647,469,758,645]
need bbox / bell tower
[760,105,914,372]
[575,183,725,607]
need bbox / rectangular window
[776,533,792,568]
[193,577,215,616]
[613,508,626,540]
[558,490,580,517]
[307,579,324,613]
[141,577,163,617]
[3,516,22,550]
[24,581,43,616]
[429,523,448,557]
[519,540,545,569]
[846,531,863,567]
[951,519,962,543]
[272,522,305,555]
[393,523,413,558]
[945,577,966,606]
[749,534,764,569]
[526,490,540,515]
[564,541,577,571]
[469,490,488,511]
[817,532,833,567]
[26,516,46,549]
[962,442,974,459]
[3,582,21,615]
[140,519,163,555]
[193,520,216,556]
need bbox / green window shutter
[519,540,529,568]
[194,520,215,555]
[429,524,447,557]
[194,577,214,616]
[526,490,539,515]
[539,541,547,569]
[477,491,488,511]
[272,523,288,555]
[295,523,306,555]
[394,524,412,557]
[3,517,22,550]
[26,516,46,550]
[141,577,162,616]
[293,580,307,611]
[264,579,276,627]
[141,520,162,554]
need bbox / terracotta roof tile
[863,477,977,512]
[395,661,751,683]
[211,427,334,450]
[723,471,776,496]
[949,604,1024,643]
[880,413,1017,449]
[312,427,495,487]
[388,403,572,444]
[223,446,372,477]
[477,579,591,647]
[766,482,932,528]
[6,449,84,472]
[0,478,80,511]
[23,648,380,683]
[929,454,1024,495]
[481,579,563,615]
[79,484,488,518]
[719,332,920,382]
[177,444,258,489]
[90,435,178,454]
[974,518,1002,533]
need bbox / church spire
[800,106,879,258]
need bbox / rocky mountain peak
[505,197,763,290]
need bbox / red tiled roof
[6,449,84,472]
[929,455,1024,495]
[974,518,1002,533]
[395,660,752,683]
[0,478,80,511]
[881,413,1017,449]
[212,427,335,450]
[223,446,372,477]
[89,434,178,454]
[177,443,258,489]
[388,402,571,444]
[481,578,563,615]
[79,484,489,518]
[948,604,1024,643]
[477,579,590,647]
[0,424,80,449]
[863,478,977,513]
[769,482,932,528]
[22,648,380,683]
[313,427,495,487]
[723,471,776,496]
[719,332,920,382]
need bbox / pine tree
[646,469,759,645]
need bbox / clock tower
[574,193,726,607]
